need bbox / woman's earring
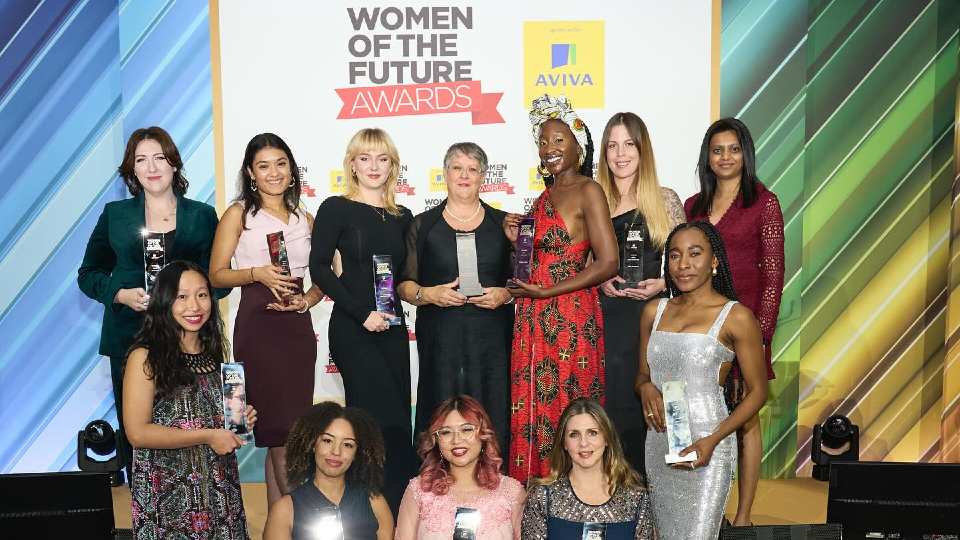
[250,179,258,192]
[712,266,717,276]
[537,163,550,177]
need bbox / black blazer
[77,194,225,358]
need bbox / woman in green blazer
[78,126,225,478]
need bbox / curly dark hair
[285,402,385,493]
[236,133,303,229]
[127,261,227,397]
[691,117,760,218]
[662,221,738,301]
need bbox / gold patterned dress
[509,191,605,483]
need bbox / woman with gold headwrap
[504,95,619,483]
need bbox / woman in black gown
[595,113,685,472]
[309,128,418,516]
[398,142,514,455]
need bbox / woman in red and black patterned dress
[685,117,784,526]
[504,95,619,483]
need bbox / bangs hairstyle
[596,113,672,250]
[343,128,402,216]
[118,126,188,197]
[127,261,226,398]
[236,133,303,229]
[416,395,503,495]
[662,221,738,301]
[285,402,385,493]
[691,117,760,218]
[538,398,644,495]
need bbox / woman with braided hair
[503,95,619,483]
[634,221,768,539]
[263,401,394,539]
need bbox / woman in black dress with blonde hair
[309,128,418,515]
[596,112,685,473]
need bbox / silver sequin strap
[707,301,738,338]
[651,298,669,331]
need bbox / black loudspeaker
[0,471,115,539]
[827,461,960,538]
[720,524,842,540]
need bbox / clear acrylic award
[616,220,645,290]
[267,231,303,306]
[455,232,484,297]
[512,216,536,283]
[221,363,253,444]
[141,229,165,292]
[663,380,697,464]
[582,522,606,540]
[310,507,344,540]
[453,507,480,540]
[372,254,401,325]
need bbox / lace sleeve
[661,188,686,227]
[757,193,785,345]
[520,485,548,540]
[400,213,422,283]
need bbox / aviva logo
[329,170,346,194]
[524,21,604,108]
[552,43,576,68]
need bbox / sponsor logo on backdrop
[429,168,447,192]
[523,21,604,108]
[522,196,539,214]
[481,163,514,194]
[424,197,445,209]
[396,164,415,195]
[330,170,347,193]
[528,168,545,191]
[337,6,503,124]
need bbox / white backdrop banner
[217,1,713,404]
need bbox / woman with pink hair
[395,395,525,540]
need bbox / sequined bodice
[646,299,735,394]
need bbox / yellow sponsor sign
[528,168,545,191]
[429,168,447,192]
[523,21,604,109]
[329,170,346,193]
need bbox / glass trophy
[455,232,484,297]
[453,507,480,540]
[266,231,302,305]
[372,254,401,325]
[582,522,606,540]
[310,507,344,540]
[511,216,536,283]
[141,230,165,293]
[663,380,698,464]
[615,220,645,290]
[221,363,253,444]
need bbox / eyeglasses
[434,423,478,442]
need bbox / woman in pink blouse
[395,395,525,540]
[684,117,785,526]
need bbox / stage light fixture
[76,420,124,486]
[812,414,859,481]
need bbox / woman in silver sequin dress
[635,222,768,539]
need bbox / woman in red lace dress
[504,95,619,483]
[684,117,784,526]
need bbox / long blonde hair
[536,398,644,495]
[596,113,671,249]
[342,128,402,215]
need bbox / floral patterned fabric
[131,369,248,539]
[509,191,605,483]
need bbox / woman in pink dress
[210,133,323,506]
[395,395,525,540]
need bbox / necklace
[371,205,386,221]
[444,202,482,223]
[180,351,217,374]
[146,202,177,223]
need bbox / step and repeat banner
[216,0,713,408]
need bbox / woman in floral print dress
[505,95,618,483]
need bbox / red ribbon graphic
[336,81,504,124]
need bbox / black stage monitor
[827,461,960,538]
[720,524,841,540]
[0,471,115,538]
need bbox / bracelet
[297,302,310,314]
